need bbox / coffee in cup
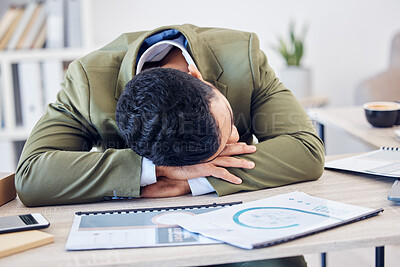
[363,101,400,127]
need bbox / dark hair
[116,68,220,166]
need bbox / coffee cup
[363,101,400,127]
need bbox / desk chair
[355,32,400,104]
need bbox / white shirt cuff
[188,177,215,196]
[140,157,157,187]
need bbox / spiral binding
[381,147,400,151]
[75,201,242,216]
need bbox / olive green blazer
[16,24,324,206]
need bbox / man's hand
[156,143,257,184]
[141,177,190,198]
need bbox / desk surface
[311,106,400,148]
[1,159,400,266]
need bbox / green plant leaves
[273,21,308,66]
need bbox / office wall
[90,0,400,107]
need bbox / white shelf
[0,0,95,147]
[0,48,90,62]
[0,128,31,141]
[0,0,96,171]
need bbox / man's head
[117,67,238,166]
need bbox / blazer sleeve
[208,33,325,196]
[15,60,142,206]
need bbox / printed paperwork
[65,202,240,250]
[172,191,383,249]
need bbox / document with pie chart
[66,202,240,250]
[173,191,383,249]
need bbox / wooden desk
[310,106,400,148]
[1,163,399,266]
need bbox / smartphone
[0,213,50,234]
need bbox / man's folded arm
[15,61,143,206]
[208,131,324,196]
[208,33,325,195]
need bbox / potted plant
[274,21,311,98]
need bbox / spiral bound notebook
[65,202,241,251]
[325,147,400,178]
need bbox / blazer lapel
[180,24,223,84]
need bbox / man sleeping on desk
[15,24,324,267]
[15,25,324,207]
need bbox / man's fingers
[212,156,255,169]
[219,143,257,156]
[209,167,242,184]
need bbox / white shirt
[137,35,215,196]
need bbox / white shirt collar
[136,35,197,74]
